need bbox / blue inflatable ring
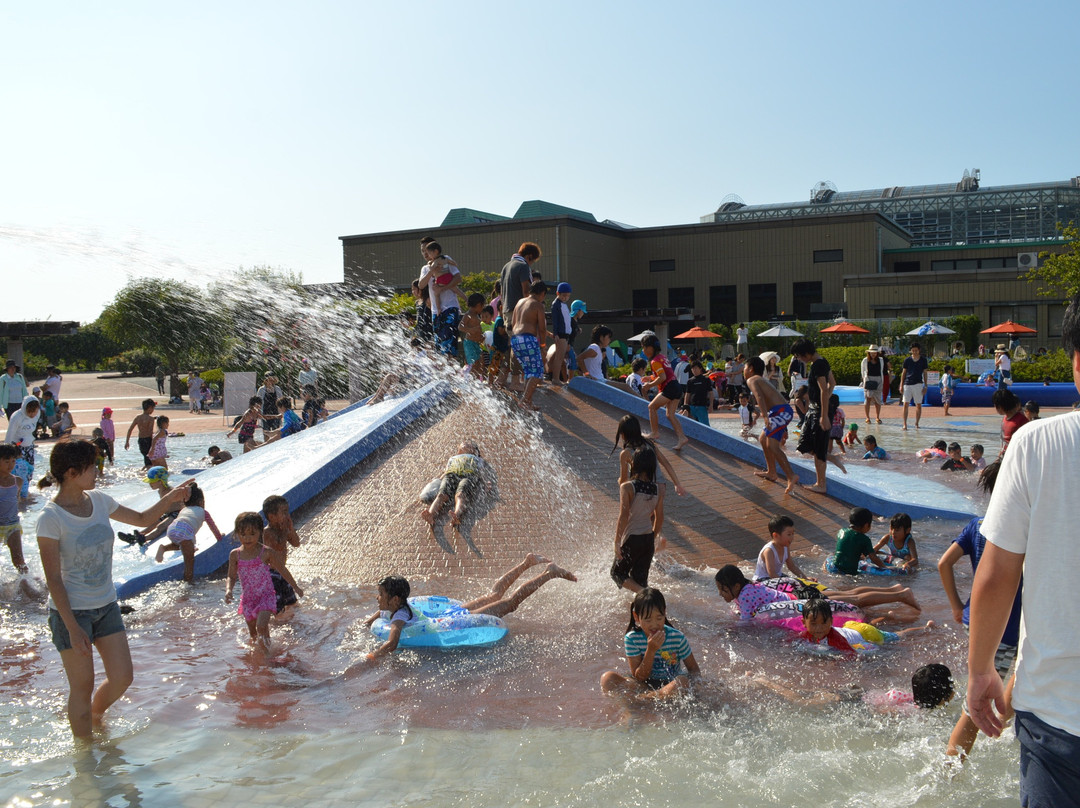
[371,596,508,649]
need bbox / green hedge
[815,347,1075,387]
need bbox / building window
[792,281,822,320]
[709,285,737,326]
[956,259,979,270]
[929,306,974,318]
[649,259,675,273]
[894,261,920,273]
[632,289,658,310]
[1049,304,1067,337]
[990,305,1037,331]
[668,287,695,309]
[876,308,921,319]
[813,249,844,263]
[748,283,777,321]
[931,260,955,271]
[980,257,1005,269]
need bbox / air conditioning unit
[1017,252,1039,268]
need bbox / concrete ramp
[289,385,849,585]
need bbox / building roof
[440,208,512,227]
[512,200,597,223]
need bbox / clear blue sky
[3,1,1077,323]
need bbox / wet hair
[970,443,984,454]
[277,396,292,411]
[185,483,205,509]
[378,575,414,621]
[631,358,647,372]
[0,443,20,461]
[142,398,156,411]
[613,415,646,452]
[992,388,1020,413]
[746,356,765,376]
[864,435,877,446]
[849,507,873,530]
[978,460,1002,495]
[889,513,912,531]
[248,396,262,407]
[49,439,98,482]
[714,564,750,591]
[529,280,546,295]
[156,415,169,428]
[262,494,289,517]
[1024,400,1040,415]
[518,242,541,260]
[1063,292,1080,356]
[911,663,954,709]
[932,440,947,451]
[948,442,961,452]
[641,334,661,353]
[591,325,613,343]
[768,515,794,537]
[467,293,485,308]
[234,512,264,536]
[802,598,833,624]
[629,446,657,481]
[208,445,221,454]
[790,338,816,358]
[626,587,671,633]
[481,305,494,317]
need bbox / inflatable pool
[371,596,508,649]
[925,382,1079,408]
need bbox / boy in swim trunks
[420,442,493,533]
[745,356,798,493]
[124,398,157,468]
[459,293,486,379]
[262,494,302,614]
[509,281,549,411]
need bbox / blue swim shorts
[510,334,544,380]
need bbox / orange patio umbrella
[673,326,723,339]
[980,320,1037,335]
[819,321,870,334]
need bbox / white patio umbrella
[905,321,956,336]
[626,330,656,342]
[756,325,804,338]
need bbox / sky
[2,1,1078,323]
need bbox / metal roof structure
[702,172,1080,247]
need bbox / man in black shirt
[791,339,845,493]
[901,343,929,431]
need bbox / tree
[99,278,227,376]
[1027,222,1080,303]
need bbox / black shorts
[611,532,655,589]
[796,408,831,462]
[270,568,297,613]
[659,380,682,401]
[137,436,153,462]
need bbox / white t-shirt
[981,410,1080,735]
[425,260,461,315]
[43,374,62,400]
[581,343,604,379]
[674,361,690,386]
[739,405,752,426]
[626,372,644,396]
[736,328,748,345]
[754,542,789,580]
[36,490,121,610]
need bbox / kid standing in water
[262,494,301,614]
[36,440,192,738]
[0,444,28,574]
[124,398,157,468]
[358,555,576,663]
[600,587,700,699]
[225,512,303,650]
[226,397,262,452]
[613,414,685,497]
[611,447,666,593]
[874,512,919,570]
[639,334,688,450]
[148,415,169,469]
[154,484,224,581]
[100,408,115,465]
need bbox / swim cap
[557,282,571,294]
[144,466,169,484]
[570,300,587,315]
[848,423,858,431]
[102,407,113,415]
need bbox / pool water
[0,408,1023,807]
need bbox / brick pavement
[289,386,856,586]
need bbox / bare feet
[545,562,578,582]
[806,484,828,494]
[674,439,689,451]
[420,509,435,526]
[925,620,936,630]
[155,546,166,563]
[655,536,668,553]
[450,510,463,526]
[754,470,776,480]
[898,588,922,611]
[524,552,549,568]
[641,432,655,440]
[519,400,540,412]
[784,478,798,495]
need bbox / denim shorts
[48,601,125,652]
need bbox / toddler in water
[600,587,700,700]
[966,443,986,471]
[148,415,169,468]
[796,599,933,657]
[154,484,224,581]
[829,394,846,453]
[225,512,303,649]
[0,444,27,574]
[715,564,793,621]
[873,512,919,570]
[91,428,109,478]
[738,391,756,439]
[226,397,263,452]
[862,434,887,460]
[100,407,115,464]
[918,439,948,462]
[755,661,954,712]
[842,422,861,448]
[262,494,301,614]
[357,555,576,664]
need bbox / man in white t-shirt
[968,293,1080,806]
[736,324,748,350]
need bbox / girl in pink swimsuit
[225,512,303,649]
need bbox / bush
[201,368,224,387]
